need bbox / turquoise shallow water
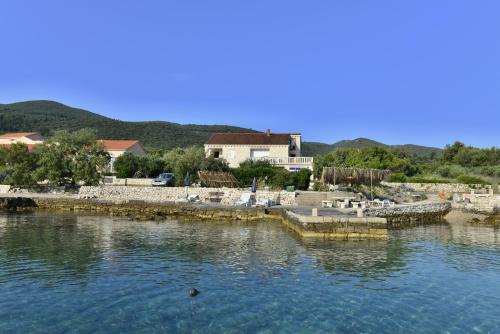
[0,212,499,333]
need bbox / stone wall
[452,194,499,213]
[282,210,387,239]
[27,198,280,222]
[365,202,451,226]
[79,185,297,206]
[103,177,152,186]
[0,185,10,194]
[382,182,490,194]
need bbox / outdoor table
[322,200,333,208]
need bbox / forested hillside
[1,100,441,156]
[0,101,256,149]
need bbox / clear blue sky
[1,1,499,148]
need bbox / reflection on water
[0,212,499,333]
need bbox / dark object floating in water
[188,288,200,297]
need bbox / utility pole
[370,169,373,201]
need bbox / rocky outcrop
[0,197,38,210]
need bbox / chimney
[265,129,271,136]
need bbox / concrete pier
[281,210,387,239]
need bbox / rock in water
[188,288,199,297]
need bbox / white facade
[205,144,292,168]
[204,131,313,171]
[99,140,146,173]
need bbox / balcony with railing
[253,156,314,170]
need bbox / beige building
[0,132,44,151]
[99,140,146,172]
[204,130,313,170]
[0,134,146,172]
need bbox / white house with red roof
[99,140,146,172]
[204,129,313,170]
[0,132,44,151]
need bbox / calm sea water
[0,212,499,334]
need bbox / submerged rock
[188,288,200,297]
[484,213,500,225]
[0,197,37,211]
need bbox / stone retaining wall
[382,182,490,194]
[0,185,10,194]
[282,210,387,239]
[15,197,279,222]
[452,194,499,213]
[365,202,451,226]
[79,186,297,206]
[103,177,153,186]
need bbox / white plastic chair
[237,193,253,207]
[382,199,395,208]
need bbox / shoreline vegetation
[0,128,498,191]
[0,100,442,156]
[0,101,497,191]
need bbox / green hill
[301,138,442,156]
[0,100,442,156]
[0,100,256,149]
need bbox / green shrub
[200,156,230,172]
[270,168,295,190]
[114,152,141,178]
[231,167,311,190]
[388,173,407,182]
[231,166,277,187]
[437,164,466,178]
[475,166,500,177]
[408,177,450,184]
[0,143,38,186]
[456,174,488,185]
[293,169,312,190]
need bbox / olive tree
[35,129,110,186]
[0,143,38,186]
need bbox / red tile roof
[0,132,41,139]
[99,140,140,151]
[207,133,291,145]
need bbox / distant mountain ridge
[0,100,442,156]
[301,138,442,156]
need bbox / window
[250,149,270,159]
